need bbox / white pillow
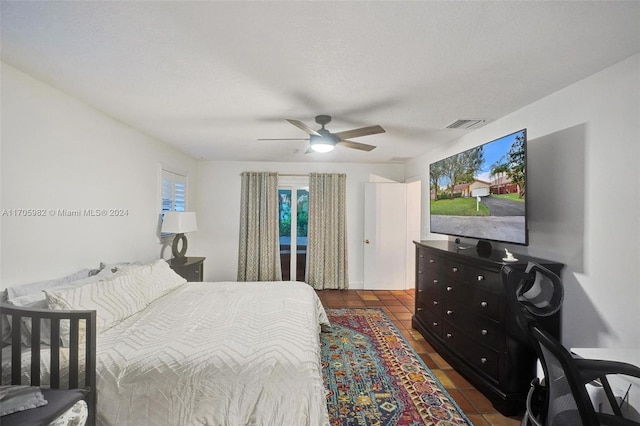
[3,269,92,346]
[6,269,91,300]
[6,293,51,346]
[126,260,186,305]
[45,269,149,338]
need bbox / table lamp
[161,211,197,261]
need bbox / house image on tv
[490,175,520,195]
[453,180,492,198]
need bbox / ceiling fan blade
[286,119,321,136]
[333,125,385,140]
[257,138,310,141]
[337,140,377,152]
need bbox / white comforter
[96,281,330,426]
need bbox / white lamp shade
[161,211,198,234]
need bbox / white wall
[196,161,405,287]
[405,180,421,289]
[1,63,198,287]
[406,54,640,349]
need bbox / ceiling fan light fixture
[266,115,381,154]
[310,142,335,153]
[310,134,336,153]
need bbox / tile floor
[316,288,522,426]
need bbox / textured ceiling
[2,1,639,163]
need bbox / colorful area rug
[321,308,471,426]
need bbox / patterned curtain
[237,172,282,281]
[307,173,348,289]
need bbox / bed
[1,260,331,425]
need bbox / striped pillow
[125,259,186,305]
[45,269,148,337]
[45,260,186,343]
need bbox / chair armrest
[596,412,640,426]
[575,358,640,383]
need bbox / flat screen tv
[429,129,528,249]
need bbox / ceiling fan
[259,115,385,153]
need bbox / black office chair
[502,263,640,426]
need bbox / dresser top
[415,240,563,270]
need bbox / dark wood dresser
[412,240,563,415]
[167,256,205,282]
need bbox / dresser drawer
[417,249,443,269]
[471,267,502,294]
[443,285,500,321]
[417,291,443,315]
[417,268,442,292]
[446,260,501,293]
[417,256,443,286]
[443,322,499,381]
[415,303,442,338]
[439,306,500,349]
[417,275,442,306]
[445,260,466,283]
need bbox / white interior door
[363,182,407,290]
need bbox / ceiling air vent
[445,119,487,130]
[389,157,412,163]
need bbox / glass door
[278,185,308,281]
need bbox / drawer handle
[433,322,439,327]
[429,259,435,263]
[433,279,439,284]
[418,289,424,293]
[481,329,488,336]
[417,307,423,311]
[480,301,488,308]
[446,333,453,339]
[432,300,439,306]
[480,357,487,364]
[446,310,453,315]
[446,286,453,292]
[418,270,424,274]
[452,267,459,273]
[477,275,485,281]
[419,254,424,258]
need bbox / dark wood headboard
[0,303,97,425]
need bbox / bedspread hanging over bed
[96,280,330,426]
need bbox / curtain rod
[239,173,342,177]
[239,172,308,177]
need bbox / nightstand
[167,257,205,282]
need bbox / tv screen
[429,129,528,246]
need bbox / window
[161,169,187,238]
[162,169,187,213]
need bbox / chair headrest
[517,262,564,317]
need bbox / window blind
[162,170,187,212]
